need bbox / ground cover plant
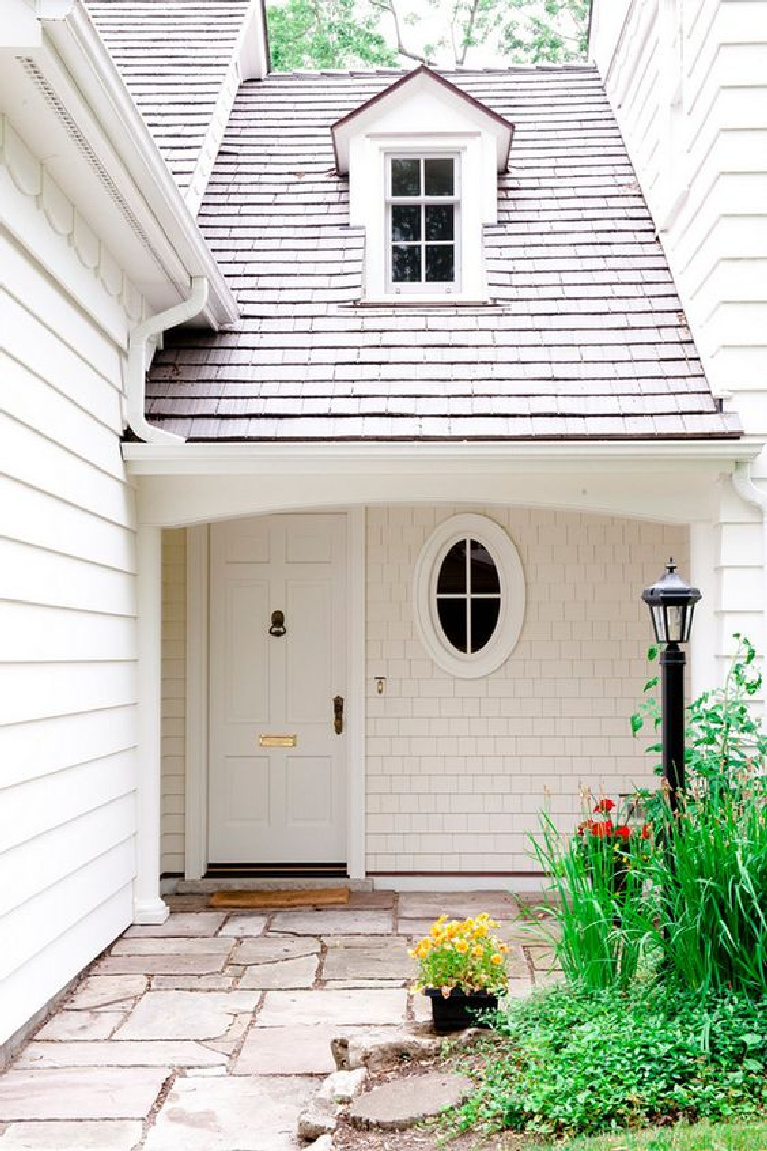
[453,636,767,1142]
[453,983,767,1138]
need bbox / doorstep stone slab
[115,990,260,1041]
[239,955,318,990]
[95,955,228,976]
[144,1074,315,1151]
[0,1067,169,1121]
[218,914,269,937]
[257,988,407,1028]
[270,910,392,936]
[66,975,148,1010]
[234,937,320,965]
[35,1010,125,1042]
[322,944,414,982]
[0,1121,143,1150]
[124,912,227,938]
[15,1040,228,1070]
[111,937,234,957]
[234,1025,338,1075]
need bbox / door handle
[333,695,344,735]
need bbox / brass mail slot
[259,734,297,748]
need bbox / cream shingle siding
[365,506,687,874]
[161,528,186,875]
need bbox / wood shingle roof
[146,66,739,442]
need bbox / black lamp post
[642,560,701,811]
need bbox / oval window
[414,515,525,679]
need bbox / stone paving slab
[397,893,519,919]
[125,912,227,938]
[0,1067,169,1121]
[66,975,148,1010]
[270,910,393,936]
[95,955,229,976]
[257,988,408,1028]
[111,936,235,956]
[150,974,236,990]
[218,914,269,936]
[234,937,320,965]
[233,1024,339,1075]
[16,1040,229,1070]
[322,944,414,982]
[0,1121,143,1149]
[144,1075,315,1151]
[115,990,260,1041]
[35,1010,125,1042]
[239,955,318,989]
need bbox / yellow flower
[473,924,488,939]
[472,945,483,958]
[455,939,469,954]
[499,944,510,953]
[490,954,503,966]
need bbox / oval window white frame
[414,514,525,679]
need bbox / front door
[208,514,347,865]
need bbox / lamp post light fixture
[642,559,701,811]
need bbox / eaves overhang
[123,437,763,477]
[3,1,238,329]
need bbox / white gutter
[127,277,209,445]
[732,461,767,693]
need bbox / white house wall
[590,0,767,424]
[160,508,688,880]
[0,123,139,1048]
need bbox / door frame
[184,508,366,880]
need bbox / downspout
[732,461,767,707]
[127,277,209,445]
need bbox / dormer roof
[331,65,514,174]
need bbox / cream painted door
[208,515,347,864]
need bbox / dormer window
[331,66,514,305]
[388,155,459,292]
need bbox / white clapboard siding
[0,162,139,1046]
[0,885,132,1047]
[2,705,137,790]
[0,793,136,919]
[0,476,135,572]
[0,539,136,616]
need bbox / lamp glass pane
[651,604,668,643]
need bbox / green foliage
[530,810,651,992]
[267,0,397,70]
[454,984,767,1138]
[502,0,590,63]
[536,1119,767,1149]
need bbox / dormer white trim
[331,67,514,304]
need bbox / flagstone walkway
[0,891,555,1151]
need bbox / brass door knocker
[269,609,286,637]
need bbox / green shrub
[454,984,767,1138]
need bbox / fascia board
[123,438,763,477]
[43,4,237,328]
[333,68,513,173]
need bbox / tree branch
[369,0,434,64]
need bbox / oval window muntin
[414,514,525,679]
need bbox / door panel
[209,514,347,864]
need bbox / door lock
[333,695,344,735]
[269,609,286,637]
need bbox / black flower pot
[424,988,499,1035]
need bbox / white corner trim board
[414,513,525,679]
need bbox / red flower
[614,825,631,840]
[593,799,615,814]
[640,823,651,840]
[591,820,614,837]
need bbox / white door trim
[184,511,365,879]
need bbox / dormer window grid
[386,154,460,293]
